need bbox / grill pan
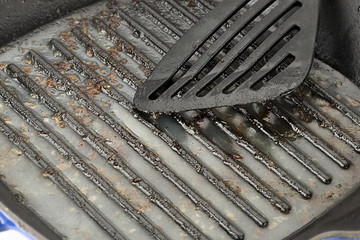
[0,0,359,240]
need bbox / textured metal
[0,116,126,240]
[234,105,331,184]
[0,1,359,240]
[134,0,320,112]
[47,40,268,232]
[27,49,210,240]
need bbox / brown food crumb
[100,69,109,75]
[108,14,120,28]
[86,61,100,71]
[21,66,32,73]
[59,122,67,128]
[60,31,77,47]
[119,59,127,65]
[69,18,91,28]
[232,154,243,161]
[87,45,94,57]
[109,70,118,84]
[18,48,27,53]
[35,77,42,83]
[86,83,102,96]
[99,10,110,18]
[4,117,11,124]
[23,59,32,65]
[53,61,72,71]
[88,151,96,158]
[152,113,160,119]
[326,191,335,198]
[106,1,118,10]
[46,78,57,88]
[335,82,343,87]
[348,98,360,107]
[132,177,142,183]
[52,113,64,128]
[43,169,55,176]
[24,102,36,109]
[108,45,122,58]
[222,180,231,187]
[188,1,196,7]
[70,104,92,126]
[67,75,79,83]
[81,27,87,34]
[0,63,7,69]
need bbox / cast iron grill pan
[0,0,359,240]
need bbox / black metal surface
[0,0,98,47]
[316,0,360,87]
[134,0,320,112]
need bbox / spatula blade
[134,0,319,112]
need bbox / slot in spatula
[134,0,319,112]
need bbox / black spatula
[134,0,319,112]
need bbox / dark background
[0,0,98,46]
[316,0,360,86]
